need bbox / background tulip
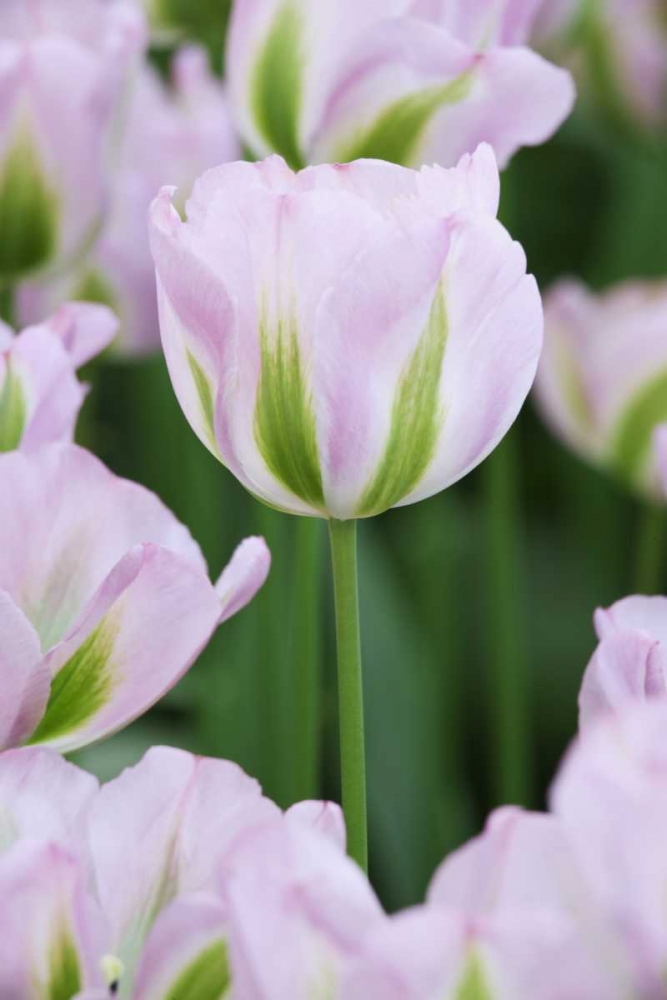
[0,304,116,452]
[0,0,146,284]
[19,46,240,356]
[0,444,269,753]
[227,0,574,170]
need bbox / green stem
[290,517,325,802]
[0,286,15,327]
[634,503,665,594]
[328,518,367,872]
[483,431,531,807]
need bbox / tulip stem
[634,503,664,594]
[0,286,14,326]
[328,518,368,872]
[483,431,532,807]
[291,517,325,801]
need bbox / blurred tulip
[535,278,667,498]
[219,815,384,999]
[539,0,667,133]
[227,0,575,171]
[579,596,667,730]
[0,743,346,999]
[19,47,240,356]
[0,443,270,753]
[0,0,146,282]
[344,806,615,999]
[0,303,116,452]
[551,702,667,996]
[149,145,543,519]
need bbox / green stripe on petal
[251,3,305,169]
[609,369,667,490]
[164,940,231,1000]
[357,282,448,517]
[336,74,473,167]
[187,349,220,458]
[254,310,325,509]
[28,618,118,746]
[456,953,493,1000]
[0,129,59,280]
[47,926,82,1000]
[0,357,27,451]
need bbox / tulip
[0,743,347,999]
[551,702,667,996]
[536,278,667,497]
[0,443,270,753]
[19,47,240,356]
[150,144,543,869]
[227,0,575,171]
[539,0,667,133]
[0,303,116,452]
[0,0,146,284]
[578,596,667,730]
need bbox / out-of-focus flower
[149,145,543,519]
[19,46,240,357]
[538,0,667,132]
[551,702,667,996]
[141,0,232,52]
[0,303,116,452]
[0,743,346,999]
[535,278,667,498]
[227,0,575,171]
[0,443,269,753]
[654,423,667,498]
[579,596,667,730]
[344,806,616,999]
[0,0,146,282]
[219,814,384,999]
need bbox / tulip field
[1,1,667,997]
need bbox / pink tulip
[579,597,667,730]
[0,443,270,752]
[535,278,667,497]
[227,0,575,170]
[0,0,146,280]
[0,303,116,453]
[149,145,543,519]
[0,743,347,999]
[551,702,667,995]
[19,46,240,356]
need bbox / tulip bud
[0,0,146,282]
[535,278,667,498]
[227,0,574,170]
[149,146,543,520]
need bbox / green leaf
[336,74,472,167]
[47,926,82,1000]
[456,953,493,1000]
[251,3,305,169]
[254,310,324,510]
[28,619,117,745]
[357,282,448,516]
[0,129,59,280]
[164,940,231,1000]
[0,357,27,452]
[609,368,667,490]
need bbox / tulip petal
[215,536,271,623]
[0,747,98,852]
[87,747,277,995]
[0,841,106,998]
[285,800,347,850]
[579,631,667,731]
[28,543,222,752]
[0,591,50,749]
[47,302,118,367]
[134,898,229,1000]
